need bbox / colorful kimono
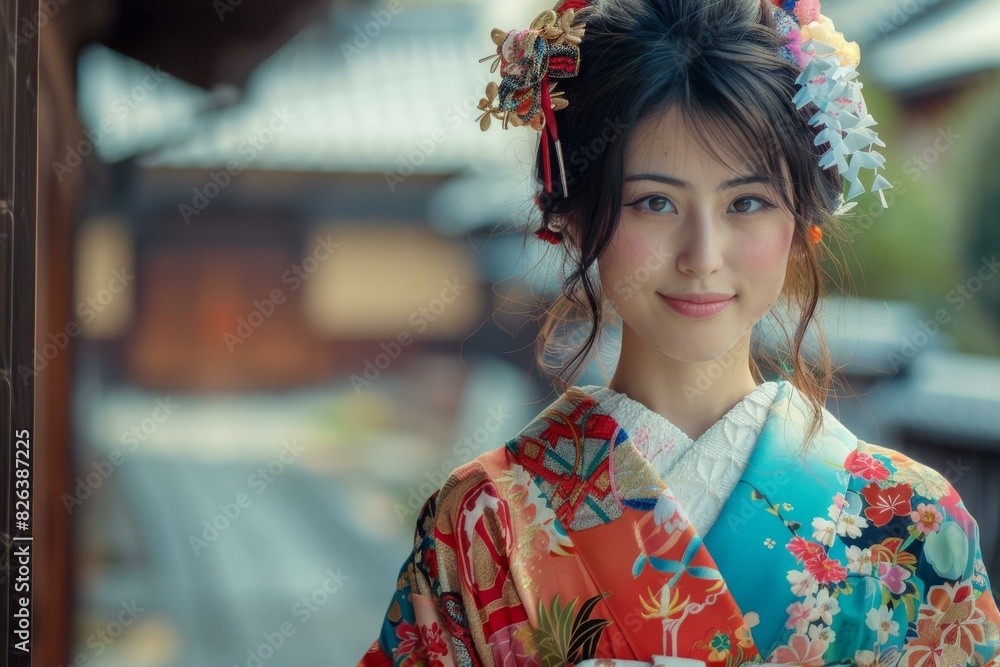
[359,380,1000,666]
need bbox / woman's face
[597,104,797,363]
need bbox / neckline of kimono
[556,379,857,656]
[562,378,842,514]
[578,381,780,454]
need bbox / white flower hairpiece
[772,1,893,217]
[793,39,893,215]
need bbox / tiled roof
[826,0,999,92]
[864,0,1000,91]
[77,3,523,173]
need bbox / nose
[676,207,724,277]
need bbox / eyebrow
[624,173,774,191]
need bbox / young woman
[359,0,1000,664]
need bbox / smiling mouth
[660,292,735,303]
[658,293,735,318]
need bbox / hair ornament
[535,223,565,245]
[477,0,591,202]
[770,0,893,217]
[486,0,888,246]
[531,193,567,244]
[808,223,823,245]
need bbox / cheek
[600,227,663,277]
[739,224,795,280]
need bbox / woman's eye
[730,197,773,214]
[628,195,675,214]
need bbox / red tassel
[541,130,552,194]
[540,75,559,143]
[534,227,562,244]
[540,73,568,196]
[555,0,589,12]
[539,74,554,194]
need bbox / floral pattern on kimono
[359,381,1000,667]
[758,439,1000,666]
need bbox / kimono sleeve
[898,467,1000,666]
[358,465,525,667]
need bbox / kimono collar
[503,380,858,532]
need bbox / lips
[661,292,735,304]
[658,292,735,318]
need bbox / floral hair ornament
[478,0,592,245]
[770,0,893,244]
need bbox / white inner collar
[576,381,781,536]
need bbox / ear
[791,224,811,258]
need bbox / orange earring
[808,224,823,245]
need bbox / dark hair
[531,0,846,446]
